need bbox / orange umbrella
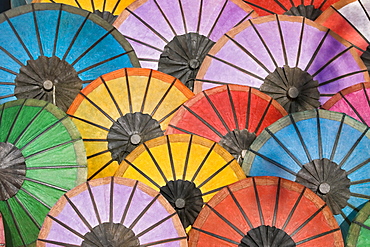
[67,68,194,180]
[115,134,246,229]
[189,176,344,246]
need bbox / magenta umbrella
[113,0,257,90]
[37,177,187,247]
[322,82,370,126]
[195,15,369,113]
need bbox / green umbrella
[347,201,370,246]
[0,99,87,247]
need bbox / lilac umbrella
[37,177,187,247]
[113,0,257,90]
[195,15,369,113]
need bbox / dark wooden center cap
[188,59,200,70]
[130,134,141,145]
[318,182,331,195]
[175,198,186,209]
[287,87,299,99]
[43,80,54,91]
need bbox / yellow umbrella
[32,0,135,23]
[115,134,246,230]
[67,68,194,180]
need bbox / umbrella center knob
[318,182,331,194]
[188,59,200,70]
[43,80,54,91]
[130,134,142,145]
[287,86,299,99]
[175,198,186,209]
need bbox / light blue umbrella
[0,3,139,111]
[243,109,370,239]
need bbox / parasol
[113,0,257,90]
[0,213,4,246]
[322,82,370,126]
[195,15,369,113]
[242,109,370,238]
[166,84,288,164]
[0,98,86,247]
[188,176,343,246]
[0,3,139,112]
[37,176,187,247]
[346,200,370,246]
[32,0,136,24]
[316,0,370,72]
[243,0,338,20]
[115,134,246,229]
[67,68,194,180]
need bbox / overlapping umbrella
[38,176,187,247]
[0,213,4,246]
[0,3,139,111]
[113,0,257,90]
[346,200,370,246]
[316,0,370,71]
[0,98,86,247]
[67,68,194,180]
[243,0,338,20]
[188,176,343,246]
[32,0,136,23]
[195,15,369,113]
[322,82,370,126]
[243,109,370,238]
[166,84,287,163]
[115,134,246,229]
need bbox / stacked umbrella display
[0,0,370,246]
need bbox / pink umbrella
[37,177,187,246]
[322,82,370,126]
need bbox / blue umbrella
[0,3,139,111]
[243,109,370,239]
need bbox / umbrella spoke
[339,128,369,168]
[191,142,216,182]
[23,177,68,192]
[227,186,254,229]
[304,30,329,72]
[124,68,133,113]
[140,69,152,113]
[119,180,138,226]
[0,46,24,66]
[88,158,114,180]
[252,177,264,225]
[197,159,234,189]
[157,105,181,124]
[79,92,116,123]
[150,78,176,117]
[290,204,327,237]
[5,99,26,143]
[5,200,27,246]
[288,114,312,162]
[165,136,176,181]
[19,187,51,209]
[77,51,134,75]
[24,138,80,159]
[128,194,160,230]
[136,212,176,238]
[182,105,223,138]
[225,85,239,130]
[254,99,273,134]
[350,178,370,185]
[87,149,110,160]
[31,4,44,57]
[203,91,231,132]
[69,115,110,131]
[51,4,63,56]
[224,34,270,74]
[3,12,33,60]
[282,187,306,231]
[329,114,345,160]
[0,66,18,76]
[340,92,367,124]
[295,228,340,245]
[124,159,161,189]
[123,35,163,53]
[295,17,305,67]
[139,236,187,246]
[207,54,265,81]
[27,165,86,170]
[191,227,240,245]
[319,69,368,87]
[37,238,81,247]
[61,13,89,61]
[243,1,275,14]
[101,76,123,118]
[276,15,288,65]
[14,195,41,229]
[152,0,177,36]
[142,143,168,184]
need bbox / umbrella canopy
[166,84,288,163]
[32,0,135,24]
[67,68,194,180]
[243,0,338,20]
[0,3,139,112]
[322,82,370,126]
[115,134,246,229]
[0,213,4,246]
[316,0,370,72]
[242,109,370,238]
[195,15,369,113]
[37,176,187,247]
[346,200,370,246]
[10,0,31,8]
[0,98,87,247]
[188,176,343,246]
[113,0,257,90]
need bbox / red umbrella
[322,82,370,126]
[166,84,287,163]
[189,176,344,246]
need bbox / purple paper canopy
[113,0,257,89]
[37,177,187,247]
[195,15,369,113]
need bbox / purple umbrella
[195,15,369,113]
[113,0,257,90]
[37,177,187,247]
